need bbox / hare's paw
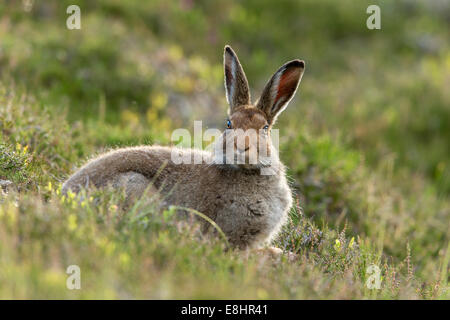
[252,246,298,263]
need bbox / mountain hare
[63,46,305,250]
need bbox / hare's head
[213,45,305,171]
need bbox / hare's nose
[235,144,249,153]
[234,136,251,152]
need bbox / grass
[0,0,448,299]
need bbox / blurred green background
[2,0,449,192]
[0,0,449,298]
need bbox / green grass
[0,0,448,299]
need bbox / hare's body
[63,46,305,250]
[62,146,292,248]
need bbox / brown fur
[63,46,305,250]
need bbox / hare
[63,45,305,250]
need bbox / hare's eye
[263,125,269,132]
[226,120,232,129]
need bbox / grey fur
[63,46,305,250]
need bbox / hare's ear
[256,60,304,124]
[224,45,251,112]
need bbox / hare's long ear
[256,60,304,124]
[224,45,251,112]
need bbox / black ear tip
[224,45,235,55]
[292,59,305,69]
[281,59,305,72]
